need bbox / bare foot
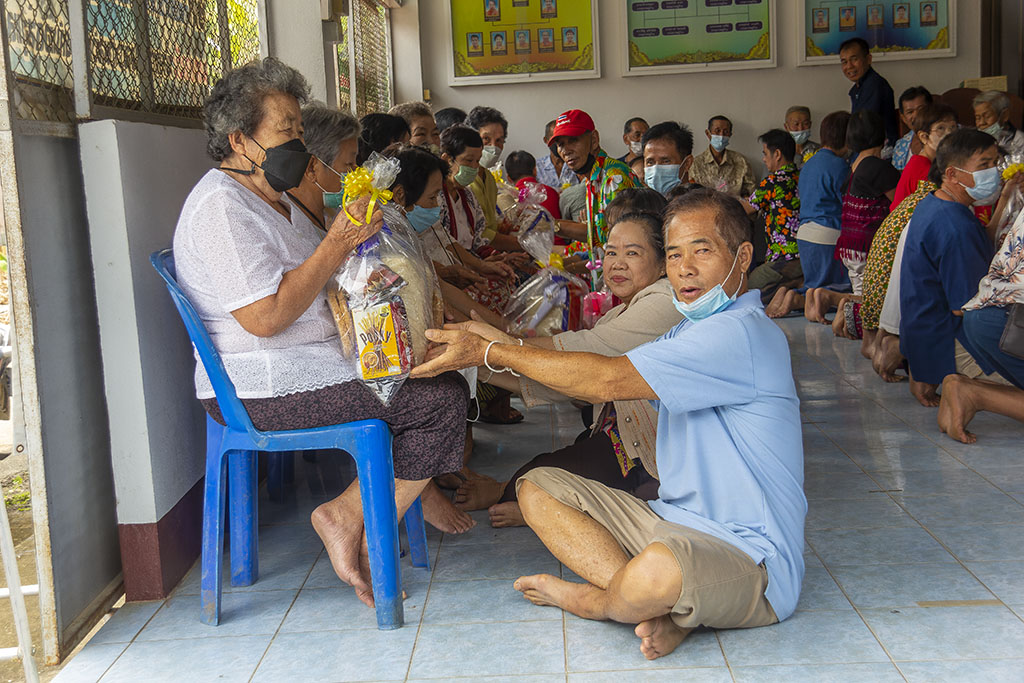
[873,333,906,383]
[778,289,805,318]
[420,480,476,533]
[513,573,574,608]
[909,375,940,408]
[434,472,465,490]
[861,329,878,360]
[831,298,852,338]
[635,614,692,660]
[764,287,790,318]
[454,478,506,511]
[311,498,374,607]
[436,467,496,491]
[805,288,833,323]
[938,374,979,444]
[488,501,526,527]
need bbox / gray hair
[388,101,434,125]
[785,105,810,118]
[972,90,1010,116]
[301,101,361,165]
[203,57,311,161]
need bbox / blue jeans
[796,239,850,293]
[963,306,1024,390]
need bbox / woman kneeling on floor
[173,58,472,607]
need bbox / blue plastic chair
[150,249,429,630]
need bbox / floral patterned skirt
[861,183,936,330]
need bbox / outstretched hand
[412,324,491,378]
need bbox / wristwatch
[553,220,562,233]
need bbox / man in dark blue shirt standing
[840,37,899,148]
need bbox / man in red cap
[548,109,639,256]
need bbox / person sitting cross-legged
[412,188,805,660]
[453,210,680,528]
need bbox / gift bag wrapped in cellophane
[325,153,444,405]
[995,154,1024,245]
[503,198,586,337]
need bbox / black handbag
[999,303,1024,360]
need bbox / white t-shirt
[172,169,355,399]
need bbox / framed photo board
[798,0,955,65]
[445,0,600,86]
[624,0,776,76]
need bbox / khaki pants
[518,467,778,630]
[955,340,1011,385]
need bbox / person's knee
[516,479,550,522]
[614,543,682,611]
[434,372,470,416]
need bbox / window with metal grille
[2,0,262,124]
[335,0,392,118]
[3,0,75,123]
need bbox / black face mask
[548,141,560,157]
[225,137,312,193]
[577,153,596,177]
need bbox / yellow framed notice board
[444,0,600,86]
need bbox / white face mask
[629,140,642,155]
[479,145,501,169]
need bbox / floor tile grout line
[809,423,1020,620]
[96,580,186,680]
[405,529,444,682]
[803,542,909,679]
[246,548,321,683]
[714,629,738,682]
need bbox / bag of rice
[326,154,442,404]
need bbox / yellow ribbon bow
[546,253,564,270]
[1003,163,1024,181]
[342,167,394,225]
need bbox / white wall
[80,120,210,524]
[411,0,981,173]
[267,0,328,101]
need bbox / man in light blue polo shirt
[411,188,806,660]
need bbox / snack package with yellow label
[326,153,442,404]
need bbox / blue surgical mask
[313,157,346,208]
[982,122,1003,137]
[710,135,730,152]
[790,130,811,145]
[672,251,743,322]
[407,205,442,233]
[644,164,682,195]
[955,165,1002,205]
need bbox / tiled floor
[55,319,1024,682]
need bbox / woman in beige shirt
[454,211,683,527]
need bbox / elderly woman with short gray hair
[285,101,360,230]
[973,90,1024,156]
[173,57,473,609]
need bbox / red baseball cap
[549,109,595,140]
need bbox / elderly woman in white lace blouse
[172,58,471,608]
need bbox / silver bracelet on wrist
[484,340,520,377]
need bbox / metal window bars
[2,0,262,124]
[335,0,391,119]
